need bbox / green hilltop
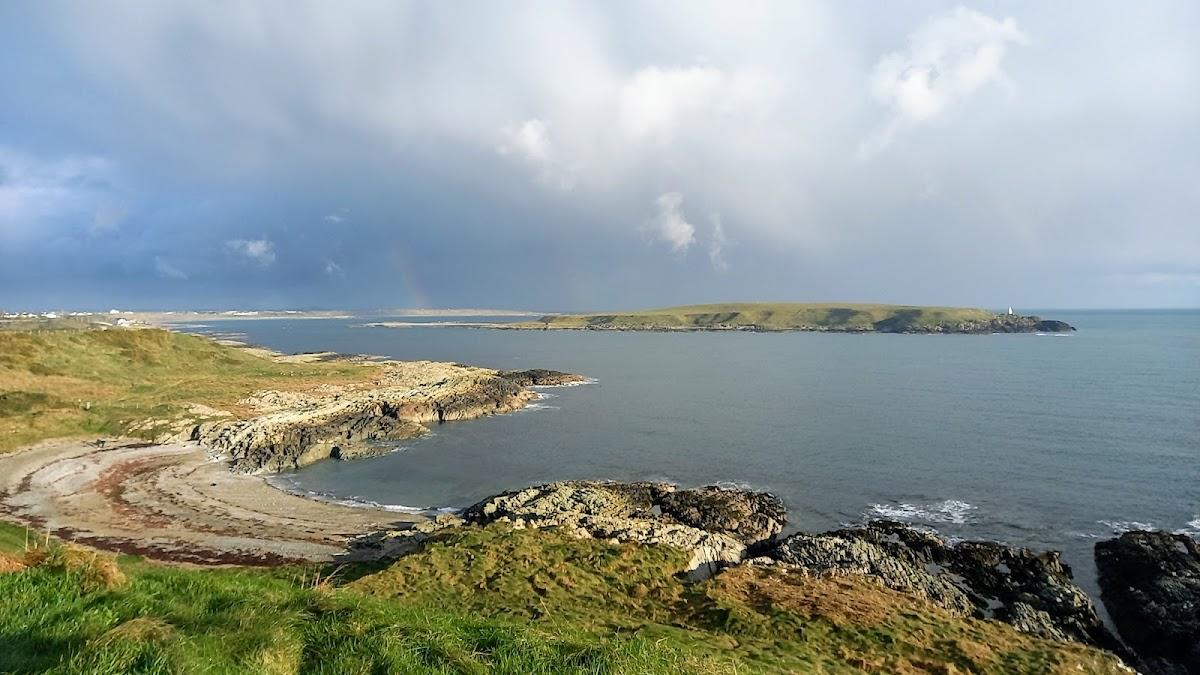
[523,302,1001,332]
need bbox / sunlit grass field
[0,327,376,453]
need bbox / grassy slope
[525,302,998,331]
[0,524,1126,674]
[0,327,375,453]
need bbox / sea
[178,310,1199,598]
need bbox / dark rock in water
[461,480,786,573]
[499,369,586,386]
[766,521,1122,653]
[329,443,393,461]
[1032,319,1075,332]
[1096,531,1200,675]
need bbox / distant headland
[506,303,1076,334]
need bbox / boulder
[1095,531,1200,675]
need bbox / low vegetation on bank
[522,302,1002,332]
[0,327,377,453]
[0,521,1127,674]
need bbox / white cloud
[225,238,276,266]
[709,214,729,270]
[861,7,1028,157]
[324,213,345,224]
[498,119,552,163]
[620,66,725,139]
[649,192,696,253]
[618,66,776,141]
[497,118,576,190]
[323,259,344,278]
[153,256,188,280]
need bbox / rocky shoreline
[349,479,1196,674]
[194,365,585,473]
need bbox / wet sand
[0,438,421,565]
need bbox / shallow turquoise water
[181,310,1199,596]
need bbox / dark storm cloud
[0,1,1197,310]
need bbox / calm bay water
[181,310,1199,597]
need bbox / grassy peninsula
[520,302,1068,333]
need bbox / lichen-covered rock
[461,480,785,573]
[1096,531,1200,675]
[765,521,1121,652]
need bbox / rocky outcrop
[194,361,570,473]
[764,521,1121,652]
[657,485,788,549]
[874,314,1076,334]
[345,514,467,561]
[460,481,786,573]
[500,369,587,386]
[1096,531,1200,674]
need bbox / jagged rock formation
[1096,531,1200,675]
[763,521,1121,653]
[453,481,787,573]
[194,361,575,473]
[499,369,587,386]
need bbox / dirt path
[0,438,419,564]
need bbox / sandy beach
[0,437,420,565]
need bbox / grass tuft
[23,541,128,591]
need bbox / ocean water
[180,310,1199,597]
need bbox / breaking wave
[866,499,977,525]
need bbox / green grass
[0,328,378,453]
[523,302,999,331]
[0,524,1128,674]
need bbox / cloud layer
[0,1,1196,310]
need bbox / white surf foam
[866,499,976,525]
[1099,520,1157,534]
[264,475,458,515]
[1177,516,1200,537]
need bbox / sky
[1,1,1197,311]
